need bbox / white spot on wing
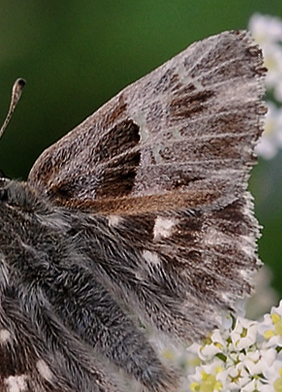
[131,110,148,141]
[142,250,161,265]
[5,375,27,392]
[153,217,175,240]
[0,329,11,344]
[108,215,122,227]
[36,359,53,382]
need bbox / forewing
[28,30,266,215]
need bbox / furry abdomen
[0,180,176,392]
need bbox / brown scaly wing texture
[28,30,266,340]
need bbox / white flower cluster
[249,14,282,159]
[187,300,282,392]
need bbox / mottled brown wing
[27,30,266,341]
[28,30,266,215]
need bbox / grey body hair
[0,180,176,391]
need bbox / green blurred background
[0,1,282,297]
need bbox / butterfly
[0,30,266,392]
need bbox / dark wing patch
[43,119,141,202]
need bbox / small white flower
[249,13,282,105]
[249,13,282,44]
[199,330,227,360]
[258,300,282,347]
[272,299,282,315]
[262,43,282,94]
[262,359,282,391]
[185,297,282,391]
[241,378,266,392]
[239,348,276,376]
[227,363,251,389]
[230,317,258,350]
[255,101,282,159]
[249,14,282,158]
[217,312,234,331]
[189,359,227,392]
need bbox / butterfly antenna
[0,78,26,141]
